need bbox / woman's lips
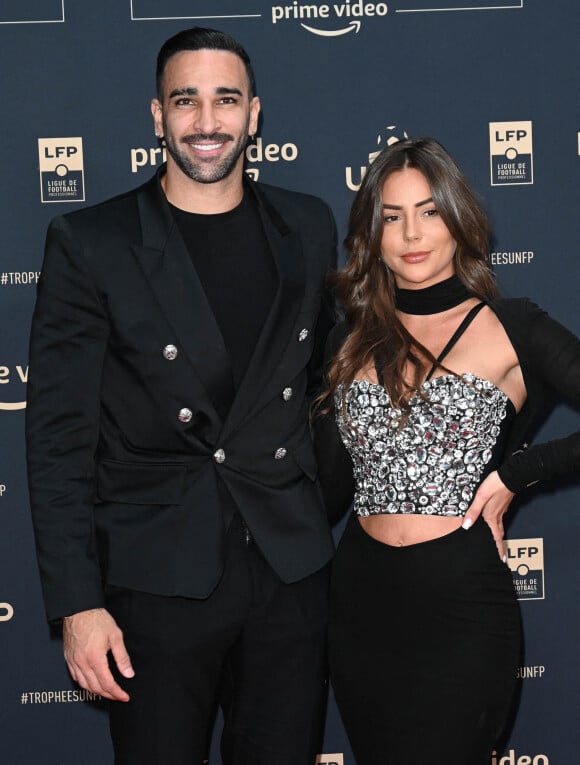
[401,251,430,263]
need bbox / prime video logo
[271,1,389,36]
[130,138,298,176]
[491,752,549,765]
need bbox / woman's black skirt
[329,515,521,765]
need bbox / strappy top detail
[375,302,487,385]
[338,304,513,518]
[426,302,486,380]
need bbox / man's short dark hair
[156,26,256,99]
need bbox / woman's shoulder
[486,296,549,336]
[488,295,544,319]
[489,295,580,368]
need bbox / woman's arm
[498,299,580,492]
[464,299,580,556]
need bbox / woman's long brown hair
[321,137,497,413]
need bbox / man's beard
[164,130,248,184]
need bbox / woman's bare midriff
[358,513,464,546]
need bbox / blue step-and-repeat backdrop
[1,2,579,763]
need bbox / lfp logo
[489,121,533,186]
[38,137,85,203]
[505,538,545,600]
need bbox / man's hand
[63,608,134,702]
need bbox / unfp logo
[489,121,533,186]
[505,537,545,600]
[346,124,409,190]
[38,137,85,203]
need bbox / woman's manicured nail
[461,518,473,530]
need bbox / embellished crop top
[315,294,580,525]
[335,374,514,517]
[334,301,516,518]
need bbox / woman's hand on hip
[462,470,515,560]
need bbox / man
[26,27,336,765]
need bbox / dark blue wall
[2,2,579,763]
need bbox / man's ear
[151,98,163,138]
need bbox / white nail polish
[502,554,507,564]
[461,518,473,530]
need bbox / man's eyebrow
[216,86,243,96]
[168,87,198,98]
[382,197,433,210]
[168,86,243,98]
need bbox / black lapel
[221,180,306,437]
[132,170,234,420]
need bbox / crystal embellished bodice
[336,374,514,517]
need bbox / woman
[316,137,580,765]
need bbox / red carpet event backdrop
[1,1,579,762]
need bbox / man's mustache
[181,133,234,144]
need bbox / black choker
[395,275,472,315]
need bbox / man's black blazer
[26,169,337,622]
